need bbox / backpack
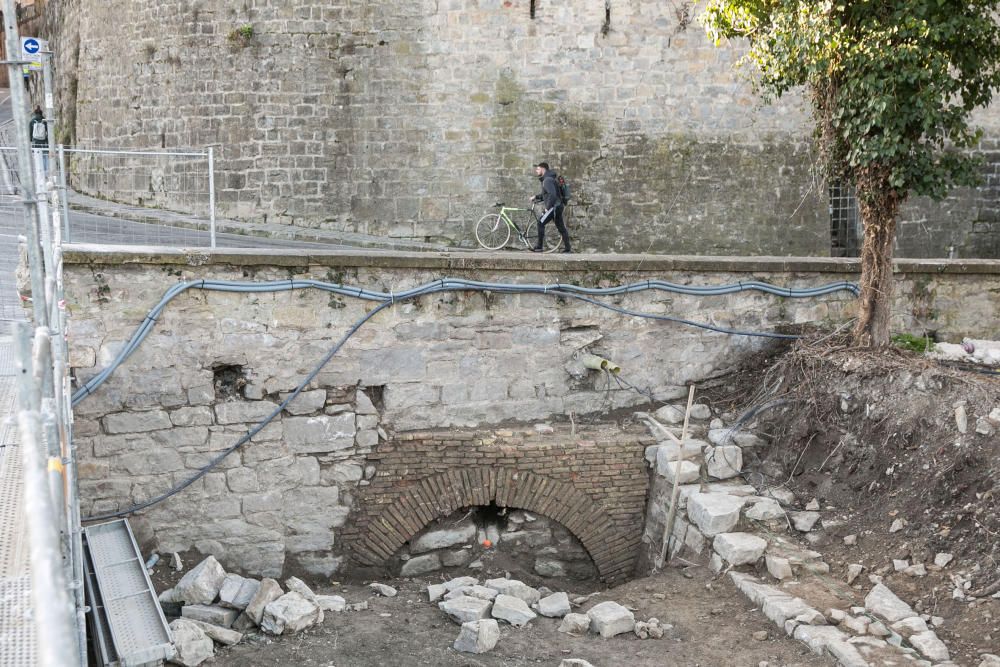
[31,119,46,142]
[556,174,571,203]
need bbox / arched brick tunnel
[344,429,649,585]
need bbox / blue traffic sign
[23,38,40,54]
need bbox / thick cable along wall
[76,276,859,521]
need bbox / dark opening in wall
[602,1,611,35]
[361,385,385,412]
[213,364,246,399]
[530,0,536,19]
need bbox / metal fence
[829,180,862,257]
[0,144,218,248]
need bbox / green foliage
[891,332,935,354]
[227,24,254,43]
[702,1,1000,202]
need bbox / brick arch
[355,467,635,584]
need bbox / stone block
[745,498,784,521]
[317,595,346,612]
[443,576,478,591]
[168,618,214,666]
[181,604,238,628]
[705,445,743,479]
[909,630,950,662]
[283,414,356,453]
[245,578,283,625]
[657,459,700,484]
[214,401,279,425]
[219,575,259,610]
[174,556,227,605]
[713,532,767,566]
[369,583,397,597]
[864,583,915,623]
[587,601,635,638]
[687,493,745,536]
[183,619,243,646]
[761,595,814,628]
[491,594,537,627]
[791,511,820,532]
[410,520,476,553]
[444,585,497,601]
[766,555,793,580]
[536,591,571,618]
[484,578,540,605]
[427,583,448,602]
[453,618,500,654]
[792,624,848,655]
[441,548,473,567]
[439,595,493,624]
[558,613,591,635]
[400,553,441,576]
[534,559,566,577]
[102,410,171,434]
[278,388,327,415]
[261,592,322,635]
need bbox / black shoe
[531,246,544,252]
[561,247,572,253]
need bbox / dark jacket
[537,169,563,209]
[29,111,47,148]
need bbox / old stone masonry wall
[61,249,1000,577]
[44,0,1000,257]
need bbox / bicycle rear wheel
[526,220,562,253]
[475,213,511,250]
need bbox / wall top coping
[61,245,1000,275]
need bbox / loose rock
[713,532,767,566]
[536,591,571,618]
[439,595,493,625]
[369,582,398,597]
[183,619,243,646]
[558,613,591,635]
[244,578,283,626]
[261,592,322,635]
[453,618,500,654]
[168,618,214,666]
[174,556,227,606]
[491,593,537,627]
[587,600,635,639]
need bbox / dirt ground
[704,337,1000,665]
[205,566,830,667]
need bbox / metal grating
[829,180,863,257]
[84,520,173,666]
[0,575,36,666]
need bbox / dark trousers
[538,204,570,250]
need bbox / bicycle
[474,202,563,252]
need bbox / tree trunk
[852,169,902,348]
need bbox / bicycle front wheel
[475,213,511,250]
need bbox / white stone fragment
[536,591,571,618]
[909,630,950,662]
[934,552,954,568]
[791,511,821,532]
[261,592,322,635]
[687,493,745,536]
[444,585,498,601]
[587,601,635,639]
[439,595,493,625]
[766,555,793,580]
[559,660,596,667]
[453,619,500,654]
[864,583,916,623]
[244,578,283,625]
[427,583,448,602]
[369,582,397,597]
[558,612,591,635]
[746,498,784,521]
[410,521,477,554]
[443,576,478,591]
[220,576,260,611]
[713,532,767,566]
[491,594,537,627]
[183,619,243,646]
[657,459,700,484]
[846,564,864,585]
[168,618,214,666]
[483,578,540,605]
[706,445,743,479]
[174,556,227,606]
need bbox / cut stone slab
[483,578,541,605]
[219,575,260,611]
[411,520,477,554]
[792,624,849,655]
[453,618,500,654]
[181,604,239,628]
[791,511,821,532]
[706,445,743,479]
[587,601,635,639]
[174,555,227,606]
[864,583,916,623]
[687,493,745,536]
[369,582,398,597]
[491,593,537,627]
[284,577,324,623]
[168,618,214,667]
[654,404,685,424]
[244,578,283,625]
[261,592,322,635]
[825,639,870,667]
[439,595,493,625]
[558,612,591,635]
[445,585,497,602]
[443,576,478,591]
[657,459,700,484]
[761,595,816,628]
[536,591,571,618]
[400,552,441,576]
[909,630,950,662]
[427,583,449,603]
[317,595,346,612]
[713,532,767,566]
[183,619,243,646]
[765,555,794,580]
[745,498,784,521]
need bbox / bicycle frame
[497,205,533,237]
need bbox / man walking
[29,106,49,174]
[531,162,571,253]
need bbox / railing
[0,144,218,248]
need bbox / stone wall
[61,248,1000,578]
[41,0,1000,257]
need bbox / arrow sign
[21,37,46,72]
[22,38,40,55]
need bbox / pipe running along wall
[73,276,859,522]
